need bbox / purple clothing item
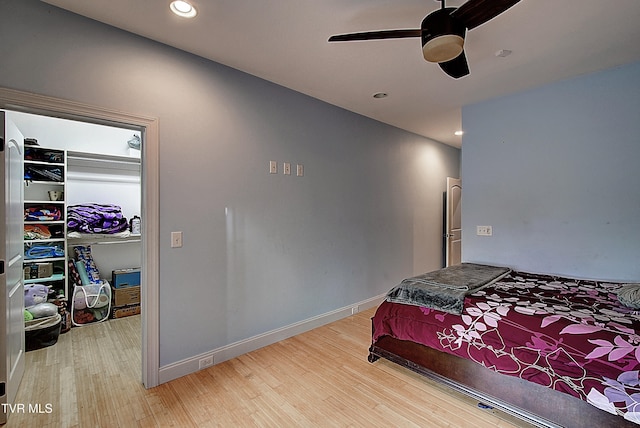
[67,203,129,234]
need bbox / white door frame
[0,87,160,388]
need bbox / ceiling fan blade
[328,29,422,42]
[439,51,469,79]
[451,0,521,30]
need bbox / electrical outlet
[269,161,277,174]
[283,162,291,175]
[476,226,493,236]
[199,355,214,369]
[296,164,304,177]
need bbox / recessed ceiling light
[170,1,197,18]
[495,49,512,58]
[373,92,388,99]
[454,130,464,136]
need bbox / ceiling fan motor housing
[421,8,466,63]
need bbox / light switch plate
[476,226,492,236]
[171,231,183,247]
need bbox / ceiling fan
[328,0,522,79]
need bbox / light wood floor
[9,308,532,427]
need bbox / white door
[0,112,25,423]
[445,177,462,267]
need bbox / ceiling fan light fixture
[420,7,466,64]
[170,1,197,18]
[327,0,522,78]
[422,35,464,63]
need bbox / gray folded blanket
[386,263,511,315]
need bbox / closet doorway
[11,108,144,377]
[0,86,160,393]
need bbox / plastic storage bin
[25,313,62,351]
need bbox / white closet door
[0,112,26,423]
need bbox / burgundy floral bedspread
[372,270,640,424]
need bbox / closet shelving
[65,151,142,279]
[23,146,142,302]
[23,145,68,297]
[65,150,141,248]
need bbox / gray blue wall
[0,0,460,366]
[461,62,640,281]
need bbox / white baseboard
[158,294,385,384]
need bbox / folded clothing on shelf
[24,224,52,240]
[67,203,128,234]
[24,165,63,182]
[25,244,64,260]
[25,206,62,221]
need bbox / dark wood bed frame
[369,335,635,428]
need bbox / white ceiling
[42,0,640,148]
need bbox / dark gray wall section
[0,0,460,365]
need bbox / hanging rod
[67,151,140,167]
[67,153,140,176]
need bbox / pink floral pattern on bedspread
[372,271,640,424]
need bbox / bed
[368,264,640,427]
